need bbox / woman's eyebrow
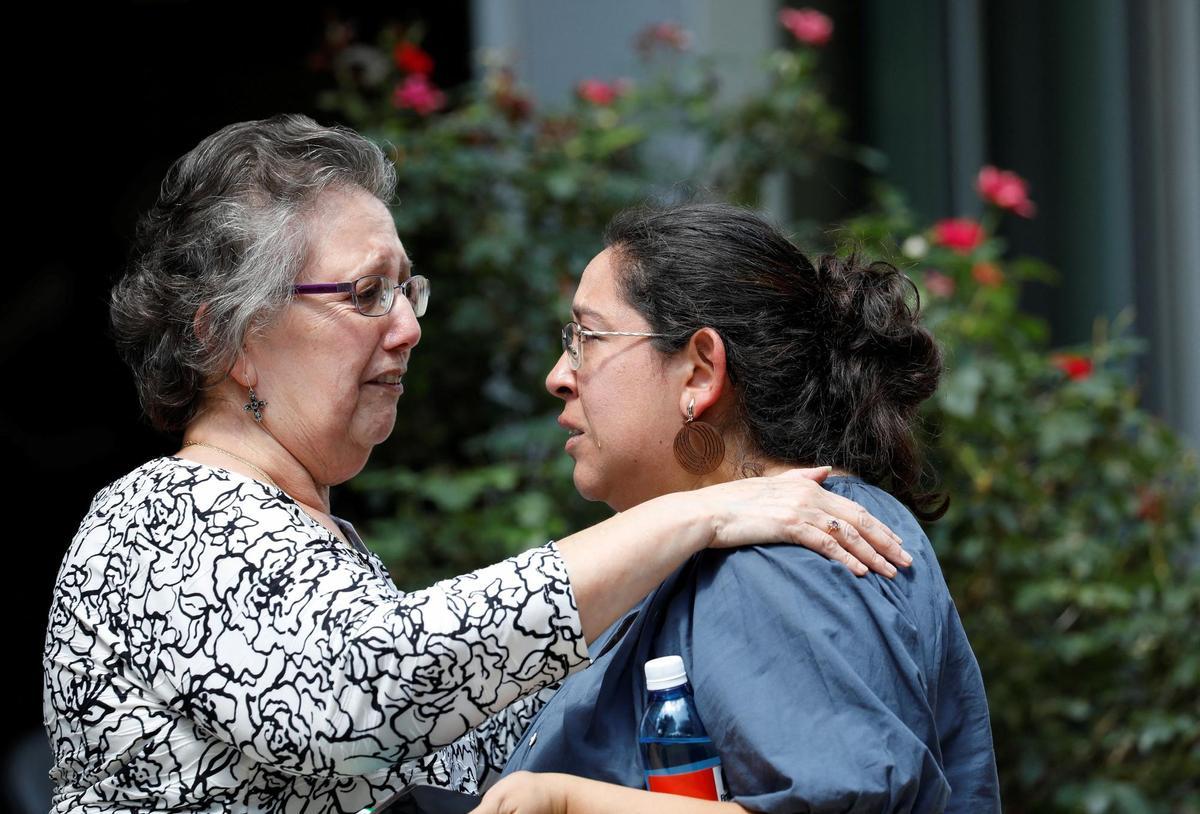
[356,251,412,280]
[572,305,607,326]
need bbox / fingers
[825,515,898,578]
[701,469,913,579]
[795,522,869,576]
[816,489,911,570]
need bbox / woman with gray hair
[43,114,908,813]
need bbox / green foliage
[317,24,844,573]
[320,20,1200,813]
[844,200,1200,813]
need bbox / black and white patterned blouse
[43,457,587,813]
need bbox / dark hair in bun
[604,201,947,520]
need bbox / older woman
[477,203,1001,813]
[42,117,907,813]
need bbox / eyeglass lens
[353,275,429,318]
[562,322,582,369]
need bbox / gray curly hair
[110,114,396,433]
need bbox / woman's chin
[362,414,399,447]
[574,471,638,511]
[571,468,606,504]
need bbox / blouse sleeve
[112,475,588,779]
[686,545,957,813]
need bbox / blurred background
[7,1,1198,812]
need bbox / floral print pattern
[43,457,586,813]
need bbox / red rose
[933,218,986,254]
[577,79,621,106]
[1051,353,1094,381]
[977,165,1036,218]
[971,262,1005,287]
[394,42,434,75]
[392,74,445,116]
[779,8,834,46]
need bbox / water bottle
[638,655,730,801]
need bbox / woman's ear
[196,303,256,389]
[678,327,727,419]
[230,349,257,390]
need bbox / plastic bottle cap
[644,655,688,690]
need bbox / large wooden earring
[673,398,724,475]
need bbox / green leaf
[939,365,985,418]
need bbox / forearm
[555,491,707,642]
[472,771,751,814]
[561,777,748,814]
[553,468,910,644]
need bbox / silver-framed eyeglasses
[561,320,665,370]
[292,274,430,318]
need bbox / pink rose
[577,79,624,106]
[393,74,446,116]
[779,8,834,47]
[933,218,986,254]
[923,270,956,298]
[977,165,1036,218]
[636,22,692,55]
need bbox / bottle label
[644,758,729,801]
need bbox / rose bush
[844,183,1200,813]
[316,15,1199,813]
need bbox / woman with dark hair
[476,203,1001,813]
[43,119,907,813]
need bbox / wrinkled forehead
[302,186,411,280]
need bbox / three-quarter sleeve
[162,533,586,777]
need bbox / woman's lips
[367,379,404,395]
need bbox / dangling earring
[673,397,724,475]
[244,387,268,423]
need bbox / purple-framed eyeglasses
[292,274,430,318]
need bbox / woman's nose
[545,351,577,399]
[384,297,421,350]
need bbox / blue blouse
[503,478,1001,813]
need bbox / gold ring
[827,518,841,534]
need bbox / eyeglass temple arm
[581,330,666,338]
[292,282,355,294]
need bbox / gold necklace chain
[181,441,279,488]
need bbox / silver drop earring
[244,387,268,423]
